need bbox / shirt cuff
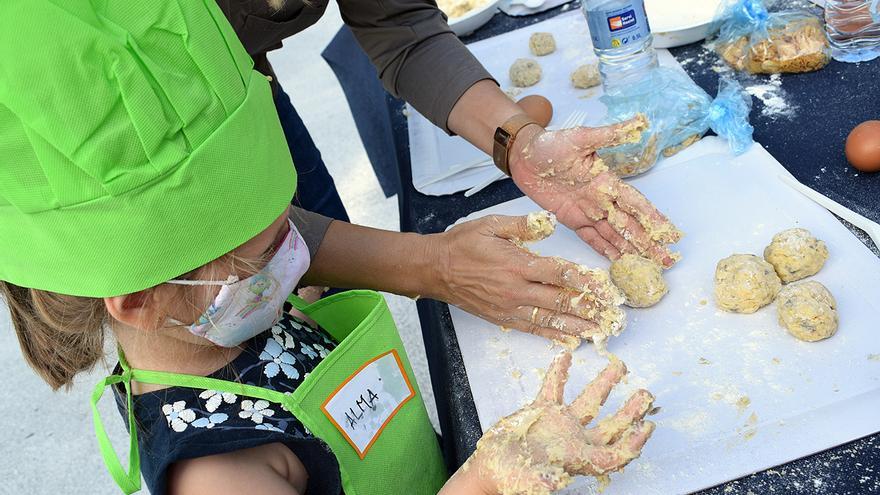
[288,207,334,259]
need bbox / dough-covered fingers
[520,262,627,344]
[521,284,613,333]
[576,226,622,261]
[567,359,628,425]
[536,351,572,404]
[571,421,656,476]
[522,256,623,306]
[514,304,599,338]
[613,180,683,246]
[596,217,678,268]
[502,314,582,348]
[593,220,639,258]
[466,354,656,495]
[564,115,649,154]
[583,390,655,445]
[521,255,593,291]
[487,211,557,244]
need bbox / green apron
[91,290,448,494]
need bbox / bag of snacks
[597,68,753,178]
[711,0,830,74]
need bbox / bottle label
[586,2,651,50]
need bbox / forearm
[301,220,442,298]
[446,80,532,155]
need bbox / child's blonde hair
[1,282,106,390]
[1,252,270,390]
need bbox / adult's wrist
[416,232,452,303]
[507,123,544,182]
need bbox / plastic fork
[415,154,498,189]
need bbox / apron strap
[129,368,292,404]
[90,353,141,494]
[92,350,294,494]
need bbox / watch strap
[493,114,538,176]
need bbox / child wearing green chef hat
[0,1,657,494]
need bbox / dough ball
[509,58,542,87]
[714,254,782,313]
[776,281,838,342]
[570,64,601,89]
[610,254,668,308]
[529,32,556,56]
[763,228,828,283]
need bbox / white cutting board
[449,137,880,494]
[408,12,685,196]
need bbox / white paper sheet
[449,137,880,494]
[408,12,686,196]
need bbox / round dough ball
[763,228,828,283]
[610,254,668,308]
[529,32,556,56]
[571,64,601,89]
[509,58,542,87]
[714,254,782,313]
[776,281,838,342]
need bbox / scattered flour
[745,74,796,119]
[662,409,712,436]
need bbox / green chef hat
[0,0,296,297]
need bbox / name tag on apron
[322,350,416,458]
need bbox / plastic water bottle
[582,0,658,93]
[825,0,880,62]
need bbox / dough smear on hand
[763,228,828,283]
[610,254,668,308]
[776,280,838,342]
[714,254,781,313]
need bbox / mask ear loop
[165,274,239,327]
[166,274,240,286]
[90,349,141,494]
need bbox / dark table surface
[387,3,880,492]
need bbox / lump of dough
[776,281,838,342]
[509,58,542,87]
[529,32,556,56]
[609,254,668,308]
[763,228,828,283]
[570,64,601,89]
[526,210,556,239]
[714,254,782,313]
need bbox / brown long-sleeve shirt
[215,0,493,133]
[217,0,495,257]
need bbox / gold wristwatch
[493,114,538,176]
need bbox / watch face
[495,127,512,145]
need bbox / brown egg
[517,95,553,127]
[845,120,880,173]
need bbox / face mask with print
[167,220,310,347]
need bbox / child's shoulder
[124,313,341,495]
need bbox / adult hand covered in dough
[434,212,626,347]
[462,353,656,495]
[508,116,683,268]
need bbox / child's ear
[104,290,163,331]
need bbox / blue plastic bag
[597,67,754,177]
[711,0,830,73]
